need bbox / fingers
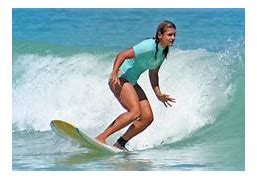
[168,97,176,103]
[166,101,173,107]
[162,94,176,108]
[117,78,121,87]
[166,95,176,102]
[110,75,121,89]
[163,101,172,108]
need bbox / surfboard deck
[50,120,123,154]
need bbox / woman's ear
[157,31,163,39]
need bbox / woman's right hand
[109,72,121,89]
[109,48,135,89]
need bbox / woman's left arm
[149,67,176,107]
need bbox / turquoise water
[12,8,244,170]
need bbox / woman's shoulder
[133,38,156,55]
[139,38,155,46]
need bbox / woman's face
[158,27,176,48]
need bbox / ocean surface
[12,8,245,171]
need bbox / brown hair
[154,20,176,60]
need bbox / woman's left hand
[156,93,176,107]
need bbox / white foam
[128,48,239,149]
[13,49,238,150]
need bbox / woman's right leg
[96,78,141,144]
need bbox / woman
[96,20,176,150]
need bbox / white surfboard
[50,120,123,154]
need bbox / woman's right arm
[109,48,135,87]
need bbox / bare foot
[95,135,106,144]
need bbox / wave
[12,46,244,150]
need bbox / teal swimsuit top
[119,39,166,85]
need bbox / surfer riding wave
[96,20,176,150]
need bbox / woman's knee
[131,108,153,125]
[142,111,154,124]
[129,108,141,121]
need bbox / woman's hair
[154,20,176,60]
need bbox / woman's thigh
[109,78,140,111]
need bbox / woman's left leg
[121,99,154,142]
